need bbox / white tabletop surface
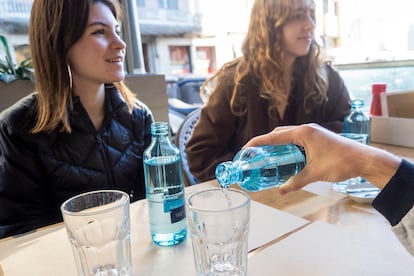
[3,143,414,275]
[248,220,414,275]
[0,183,309,276]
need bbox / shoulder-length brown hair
[202,0,328,118]
[29,0,137,133]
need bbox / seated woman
[0,0,153,238]
[186,0,351,182]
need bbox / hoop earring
[67,64,73,91]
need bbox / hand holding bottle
[215,144,306,191]
[243,123,401,194]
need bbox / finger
[244,126,300,148]
[277,167,318,195]
[277,176,303,195]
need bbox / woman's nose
[304,12,316,30]
[113,34,126,50]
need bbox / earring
[67,64,73,91]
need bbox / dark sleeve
[372,159,414,226]
[318,65,351,133]
[185,78,238,182]
[0,119,50,238]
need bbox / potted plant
[0,35,35,112]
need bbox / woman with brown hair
[0,0,153,238]
[186,0,351,182]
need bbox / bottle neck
[216,161,242,188]
[150,122,170,143]
[151,122,169,135]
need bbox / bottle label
[164,196,186,223]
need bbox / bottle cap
[372,84,386,96]
[351,99,364,108]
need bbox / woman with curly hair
[186,0,351,182]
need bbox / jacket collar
[104,84,127,113]
[69,85,126,132]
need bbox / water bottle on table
[143,122,187,246]
[215,144,306,191]
[333,99,371,192]
[343,99,370,143]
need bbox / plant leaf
[0,35,16,75]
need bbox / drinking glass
[186,188,250,276]
[332,133,368,193]
[61,190,132,276]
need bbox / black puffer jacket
[0,86,153,238]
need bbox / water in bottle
[144,122,187,246]
[215,144,306,192]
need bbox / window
[168,46,191,74]
[137,0,145,7]
[312,0,414,110]
[194,46,216,74]
[158,0,178,10]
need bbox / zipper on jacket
[96,134,115,187]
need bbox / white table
[2,142,414,275]
[0,183,308,275]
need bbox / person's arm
[372,160,414,256]
[392,205,414,256]
[245,123,400,192]
[372,160,414,225]
[372,159,414,257]
[0,116,50,238]
[185,78,238,182]
[245,123,414,256]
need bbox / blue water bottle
[343,99,370,144]
[143,122,187,246]
[215,144,306,191]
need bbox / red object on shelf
[370,83,386,116]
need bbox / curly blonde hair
[202,0,328,119]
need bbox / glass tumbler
[332,133,368,193]
[61,190,132,276]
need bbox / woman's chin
[109,73,125,82]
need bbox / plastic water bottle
[215,144,306,192]
[343,99,371,144]
[143,122,187,246]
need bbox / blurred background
[2,0,414,115]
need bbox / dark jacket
[186,64,351,182]
[0,86,153,238]
[372,159,414,256]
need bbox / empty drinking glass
[60,190,132,276]
[186,188,250,276]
